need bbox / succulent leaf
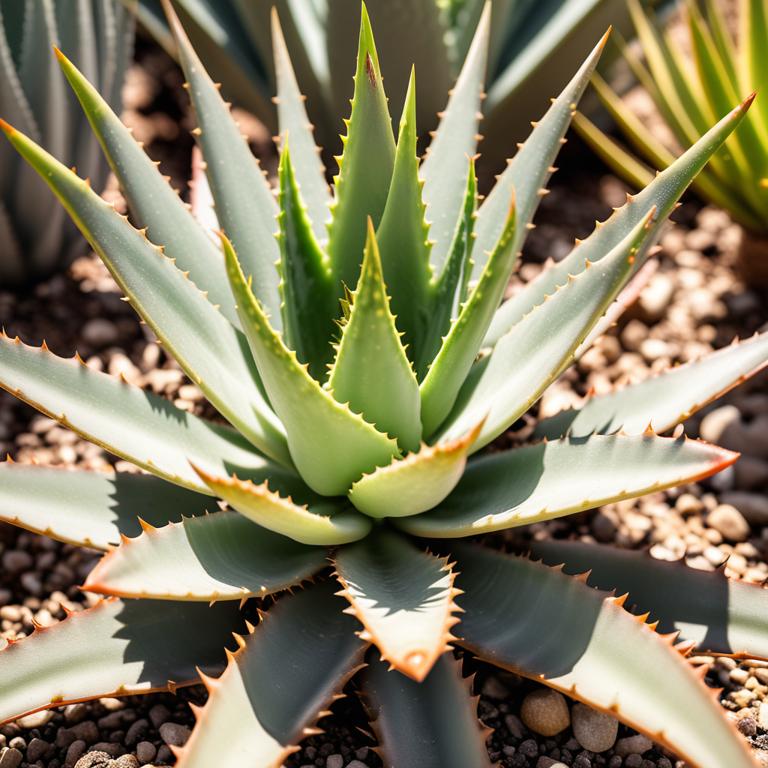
[420,197,516,437]
[396,434,737,538]
[375,68,432,359]
[348,420,483,519]
[486,94,755,346]
[54,47,239,325]
[421,2,489,273]
[162,0,282,323]
[192,464,372,545]
[175,581,365,768]
[0,120,290,465]
[441,209,656,450]
[471,28,608,282]
[271,7,330,243]
[537,331,768,439]
[334,528,461,682]
[84,510,327,600]
[276,145,337,378]
[222,233,400,495]
[327,221,421,454]
[326,3,395,292]
[0,598,242,724]
[362,651,491,768]
[0,332,274,493]
[418,156,478,375]
[454,544,756,768]
[533,539,768,660]
[0,463,210,550]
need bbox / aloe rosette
[1,3,768,766]
[0,0,134,285]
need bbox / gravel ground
[2,28,768,768]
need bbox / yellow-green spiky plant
[575,0,768,283]
[1,3,768,766]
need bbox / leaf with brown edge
[348,420,483,519]
[453,543,757,768]
[0,598,242,724]
[192,464,372,546]
[361,650,492,768]
[83,511,328,601]
[532,539,768,661]
[174,581,366,768]
[395,433,737,538]
[333,528,461,682]
[535,330,768,439]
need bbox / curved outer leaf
[471,28,609,282]
[348,421,483,519]
[276,146,336,378]
[420,199,516,437]
[162,0,282,323]
[533,540,768,661]
[454,544,757,768]
[193,465,372,546]
[537,331,768,439]
[326,4,395,292]
[362,651,491,768]
[222,234,400,495]
[440,210,656,451]
[742,0,768,130]
[0,463,210,550]
[84,510,327,601]
[485,95,755,346]
[396,434,737,538]
[421,2,489,273]
[175,581,365,768]
[0,334,271,493]
[54,48,238,326]
[334,529,460,682]
[271,7,330,243]
[375,68,432,357]
[0,119,289,465]
[327,221,421,454]
[0,598,242,724]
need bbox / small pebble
[0,747,22,768]
[135,742,156,765]
[326,755,343,768]
[614,734,653,756]
[520,689,570,737]
[158,722,190,747]
[571,703,618,753]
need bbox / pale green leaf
[271,7,330,242]
[335,529,459,682]
[193,464,372,546]
[363,651,491,768]
[84,510,327,600]
[176,581,364,768]
[421,2,489,272]
[0,598,241,723]
[455,544,755,768]
[222,233,400,496]
[163,0,282,323]
[0,463,210,550]
[396,434,737,538]
[327,221,421,453]
[326,3,395,292]
[375,68,432,358]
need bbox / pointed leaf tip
[0,119,15,136]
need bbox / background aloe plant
[0,0,134,286]
[575,0,768,283]
[0,2,767,766]
[131,0,637,166]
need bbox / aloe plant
[0,0,134,286]
[1,3,767,766]
[575,0,768,283]
[131,0,639,165]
